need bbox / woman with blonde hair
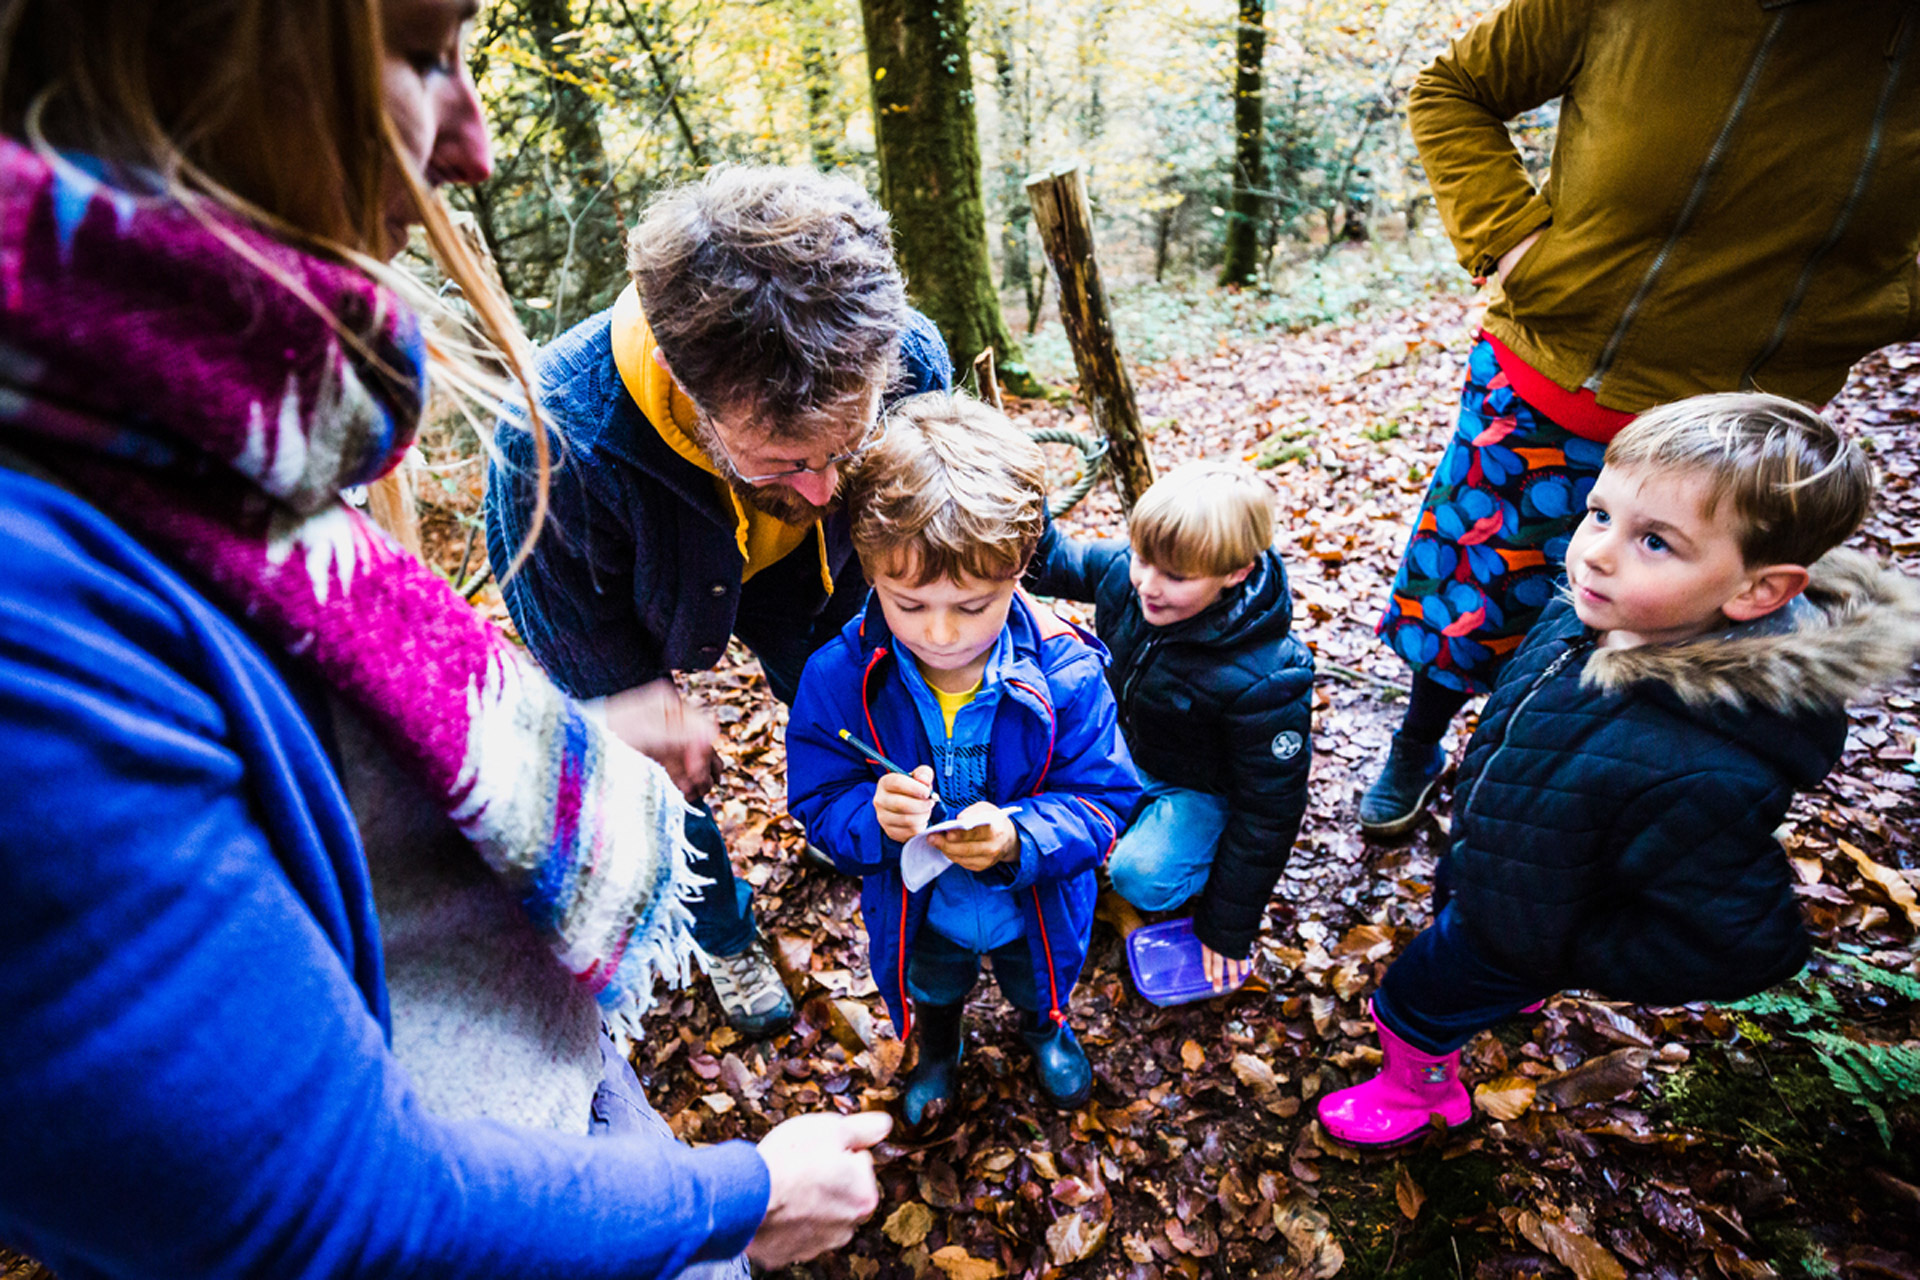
[0,1,885,1275]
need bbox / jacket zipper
[1739,10,1917,390]
[1460,643,1588,819]
[1119,636,1160,729]
[1582,10,1789,394]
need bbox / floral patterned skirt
[1376,338,1608,694]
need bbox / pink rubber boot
[1316,1003,1473,1147]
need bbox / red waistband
[1481,331,1637,444]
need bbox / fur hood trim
[1581,548,1920,713]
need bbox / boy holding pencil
[787,394,1142,1124]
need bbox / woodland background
[7,2,1915,1278]
[410,1,1917,1272]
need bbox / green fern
[1724,952,1920,1149]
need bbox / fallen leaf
[1164,1216,1217,1258]
[1536,1048,1653,1109]
[1181,1039,1206,1071]
[1274,1195,1345,1279]
[1332,922,1396,960]
[1231,1052,1280,1093]
[1046,1209,1110,1265]
[1515,1209,1627,1280]
[1837,839,1920,927]
[929,1245,1004,1280]
[1052,1177,1098,1207]
[1396,1165,1426,1221]
[827,998,878,1052]
[883,1202,936,1248]
[1474,1074,1537,1120]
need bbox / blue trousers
[907,924,1050,1031]
[682,638,816,959]
[1373,902,1553,1055]
[589,1034,750,1279]
[1108,774,1231,912]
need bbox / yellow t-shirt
[607,284,833,590]
[931,680,982,738]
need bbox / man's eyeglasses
[707,412,890,486]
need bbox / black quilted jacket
[1445,551,1920,1004]
[1025,525,1314,959]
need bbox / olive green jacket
[1410,0,1920,412]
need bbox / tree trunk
[1219,0,1267,286]
[522,0,627,323]
[985,14,1038,322]
[861,0,1042,397]
[1025,165,1154,513]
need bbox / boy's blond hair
[1604,393,1874,568]
[848,393,1048,585]
[1129,462,1275,577]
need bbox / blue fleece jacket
[0,467,767,1279]
[786,593,1143,1040]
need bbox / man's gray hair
[628,164,911,441]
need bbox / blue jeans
[683,638,815,958]
[1373,903,1553,1055]
[908,925,1046,1029]
[684,803,756,958]
[1109,774,1231,912]
[589,1034,750,1279]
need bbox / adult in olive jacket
[1363,0,1920,837]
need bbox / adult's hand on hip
[747,1110,893,1267]
[602,678,720,799]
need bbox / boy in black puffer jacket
[1319,393,1920,1148]
[1026,463,1315,991]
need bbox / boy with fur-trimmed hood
[1318,393,1920,1147]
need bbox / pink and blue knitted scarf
[0,137,700,1028]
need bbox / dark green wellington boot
[901,1002,965,1126]
[1022,1017,1093,1110]
[1358,735,1446,838]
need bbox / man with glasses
[487,166,952,1036]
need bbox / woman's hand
[1200,942,1251,992]
[873,766,937,842]
[748,1111,893,1267]
[602,679,720,800]
[1495,229,1542,282]
[930,801,1017,872]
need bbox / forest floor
[614,288,1920,1280]
[11,285,1913,1280]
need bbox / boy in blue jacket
[788,394,1142,1125]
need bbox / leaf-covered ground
[12,290,1912,1280]
[633,292,1920,1280]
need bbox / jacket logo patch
[1270,730,1304,761]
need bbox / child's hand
[873,766,937,843]
[1200,943,1251,992]
[931,801,1018,871]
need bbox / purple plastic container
[1126,917,1246,1007]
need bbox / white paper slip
[900,808,1022,892]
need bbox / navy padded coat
[1445,552,1919,1004]
[1025,526,1314,960]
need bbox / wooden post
[1024,164,1155,512]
